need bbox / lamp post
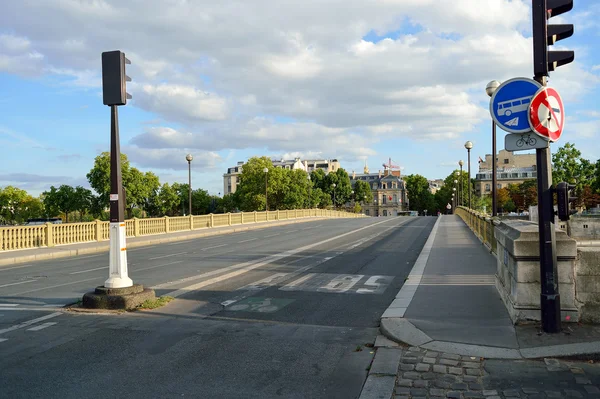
[464,141,473,209]
[307,174,312,208]
[452,192,456,213]
[486,80,500,217]
[459,160,464,207]
[264,167,269,211]
[186,154,193,216]
[332,183,336,209]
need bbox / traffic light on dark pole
[556,182,577,221]
[532,0,574,78]
[101,50,132,106]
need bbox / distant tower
[364,160,369,174]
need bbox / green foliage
[405,174,435,215]
[353,180,374,204]
[136,296,174,310]
[552,142,596,196]
[42,185,79,223]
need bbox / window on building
[383,210,388,216]
[382,183,387,189]
[485,184,490,192]
[393,194,398,203]
[521,173,528,178]
[511,173,518,178]
[504,159,509,164]
[365,210,370,216]
[382,196,387,204]
[532,172,537,178]
[500,173,508,178]
[372,183,377,189]
[498,183,502,189]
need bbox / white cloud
[135,84,229,122]
[124,146,222,171]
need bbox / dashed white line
[60,255,101,262]
[263,234,278,238]
[148,252,187,260]
[0,264,34,272]
[0,304,19,307]
[0,280,37,289]
[0,312,62,335]
[238,238,257,243]
[0,338,7,343]
[27,322,57,332]
[167,240,194,246]
[136,260,184,272]
[70,266,106,275]
[11,277,102,296]
[200,244,226,251]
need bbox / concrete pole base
[82,284,155,310]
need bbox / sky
[0,0,599,197]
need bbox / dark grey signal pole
[102,50,133,289]
[532,0,574,333]
[486,81,500,216]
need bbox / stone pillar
[494,220,579,323]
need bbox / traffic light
[101,50,132,106]
[532,0,574,77]
[556,182,577,221]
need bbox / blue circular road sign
[489,77,542,134]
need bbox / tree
[191,188,211,215]
[552,143,595,197]
[405,174,432,214]
[353,180,374,205]
[217,193,238,213]
[325,168,352,208]
[42,185,78,223]
[125,169,160,217]
[0,186,31,224]
[592,159,600,195]
[235,156,272,211]
[497,187,511,212]
[73,186,93,221]
[87,152,132,207]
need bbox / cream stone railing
[0,209,363,251]
[455,206,498,255]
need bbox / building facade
[474,150,537,196]
[223,158,341,196]
[428,179,445,194]
[350,165,409,217]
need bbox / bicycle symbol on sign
[516,133,537,148]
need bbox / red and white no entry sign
[528,87,565,142]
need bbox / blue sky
[0,0,598,197]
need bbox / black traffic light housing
[101,51,132,106]
[556,182,577,221]
[533,0,574,77]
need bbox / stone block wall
[576,247,600,323]
[494,220,579,324]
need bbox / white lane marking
[263,234,278,238]
[136,260,183,272]
[221,299,237,307]
[148,252,187,260]
[284,230,299,234]
[0,312,62,335]
[70,266,106,275]
[26,322,57,332]
[43,304,66,307]
[60,255,101,262]
[201,244,226,251]
[156,217,402,296]
[321,275,363,293]
[238,238,257,243]
[0,280,37,289]
[0,264,34,272]
[11,277,102,296]
[283,274,315,288]
[301,226,314,230]
[167,240,195,246]
[0,338,7,343]
[382,217,440,319]
[127,246,156,252]
[0,304,19,307]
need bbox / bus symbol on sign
[497,96,532,117]
[490,77,542,134]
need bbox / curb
[0,217,336,267]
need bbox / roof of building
[477,166,537,174]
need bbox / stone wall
[576,247,600,323]
[494,220,580,323]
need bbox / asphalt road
[0,216,436,399]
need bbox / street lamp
[307,174,312,208]
[332,183,336,208]
[186,154,193,216]
[459,160,464,207]
[264,167,269,211]
[464,141,473,209]
[486,80,500,217]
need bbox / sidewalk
[380,215,600,360]
[359,215,600,399]
[0,216,325,267]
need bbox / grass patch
[136,296,174,310]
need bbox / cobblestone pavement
[393,347,600,399]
